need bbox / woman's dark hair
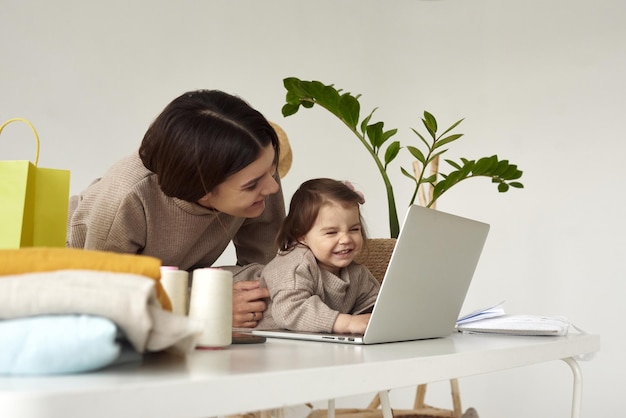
[139,90,279,201]
[276,178,368,252]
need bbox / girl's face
[197,144,279,218]
[299,201,363,275]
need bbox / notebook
[456,315,571,336]
[249,204,490,345]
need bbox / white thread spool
[160,266,189,316]
[188,268,233,348]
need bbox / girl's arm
[271,288,339,332]
[332,312,371,334]
[352,267,381,313]
[266,251,339,332]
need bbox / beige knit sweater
[67,153,285,271]
[257,245,380,332]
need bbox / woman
[67,90,286,327]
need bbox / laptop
[249,204,490,345]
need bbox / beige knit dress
[257,245,380,332]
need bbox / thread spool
[160,266,189,316]
[188,268,233,348]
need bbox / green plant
[282,77,524,238]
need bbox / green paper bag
[0,118,70,249]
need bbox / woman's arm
[69,190,146,254]
[232,280,270,328]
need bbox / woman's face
[198,144,279,218]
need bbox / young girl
[256,178,380,334]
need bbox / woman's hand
[332,313,372,335]
[232,280,270,328]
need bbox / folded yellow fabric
[0,247,172,311]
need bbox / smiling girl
[256,178,380,334]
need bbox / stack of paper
[456,301,506,325]
[456,302,570,336]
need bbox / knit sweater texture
[67,153,285,271]
[257,245,380,332]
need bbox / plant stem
[428,155,439,210]
[341,120,400,238]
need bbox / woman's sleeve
[232,174,286,265]
[101,195,148,253]
[71,191,147,255]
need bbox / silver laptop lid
[362,205,490,344]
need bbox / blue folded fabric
[0,314,124,375]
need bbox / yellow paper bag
[0,118,70,249]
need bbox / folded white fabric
[0,315,126,375]
[0,270,203,353]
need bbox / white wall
[1,0,624,416]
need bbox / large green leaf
[360,109,375,134]
[281,103,300,117]
[499,164,520,179]
[411,128,430,149]
[384,141,401,167]
[381,128,398,145]
[283,77,308,99]
[406,145,425,164]
[439,118,465,137]
[338,94,360,128]
[401,166,416,180]
[422,111,438,137]
[472,156,498,175]
[366,122,384,149]
[433,133,463,150]
[445,159,462,170]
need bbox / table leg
[562,357,583,418]
[327,398,335,418]
[379,390,393,418]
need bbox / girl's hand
[232,280,269,328]
[332,313,372,334]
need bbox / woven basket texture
[355,238,397,283]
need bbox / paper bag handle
[0,118,41,166]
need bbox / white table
[0,332,600,418]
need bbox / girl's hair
[276,178,368,252]
[139,89,279,201]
